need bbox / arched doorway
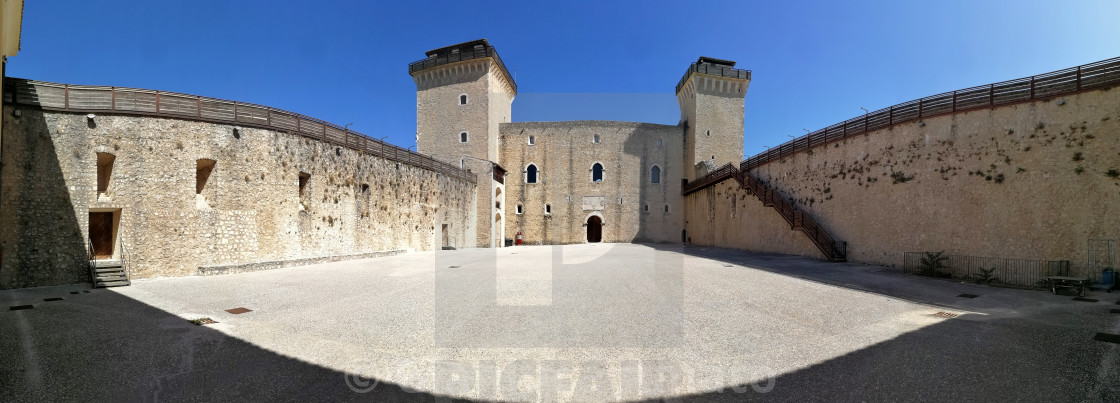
[495,213,503,247]
[586,215,602,243]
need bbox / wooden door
[587,216,602,243]
[89,212,115,259]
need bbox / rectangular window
[96,153,115,197]
[298,172,311,209]
[196,159,216,194]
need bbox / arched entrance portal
[586,215,602,243]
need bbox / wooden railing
[686,163,846,261]
[740,56,1120,172]
[2,77,477,184]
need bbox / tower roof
[408,39,517,93]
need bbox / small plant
[1107,169,1120,178]
[993,173,1005,184]
[1075,166,1085,175]
[919,251,950,277]
[973,268,999,284]
[1036,122,1046,130]
[1072,152,1084,161]
[1004,156,1012,164]
[175,141,184,150]
[1016,167,1026,173]
[1023,146,1031,152]
[890,171,915,184]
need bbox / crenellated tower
[676,57,750,180]
[410,39,517,247]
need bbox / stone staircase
[683,163,847,262]
[90,259,130,288]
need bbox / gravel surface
[2,243,1118,402]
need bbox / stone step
[90,260,123,269]
[95,280,130,288]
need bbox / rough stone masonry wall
[0,107,477,288]
[685,88,1120,276]
[500,121,684,244]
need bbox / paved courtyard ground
[2,243,1118,402]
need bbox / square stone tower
[411,39,516,166]
[410,39,517,247]
[676,57,750,180]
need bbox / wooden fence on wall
[2,77,477,184]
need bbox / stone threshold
[197,249,408,276]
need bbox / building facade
[410,39,750,245]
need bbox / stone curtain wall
[0,107,477,288]
[685,88,1120,275]
[499,121,685,244]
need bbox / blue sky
[9,1,1119,158]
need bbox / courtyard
[1,244,1119,402]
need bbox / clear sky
[9,0,1119,159]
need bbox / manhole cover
[932,312,959,318]
[1093,333,1120,344]
[43,297,64,302]
[1073,297,1098,303]
[9,305,33,311]
[957,294,979,298]
[190,318,218,326]
[225,307,253,314]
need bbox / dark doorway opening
[441,224,449,249]
[587,216,602,243]
[89,211,117,260]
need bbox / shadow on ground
[0,285,469,402]
[1,245,1118,402]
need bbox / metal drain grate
[1110,309,1120,314]
[190,318,218,326]
[43,297,64,302]
[932,312,959,318]
[957,294,979,298]
[225,307,253,314]
[1093,333,1120,344]
[1073,297,1099,303]
[10,305,33,311]
[448,265,460,268]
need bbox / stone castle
[412,39,749,247]
[1,36,1118,289]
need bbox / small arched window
[460,132,468,143]
[591,163,604,182]
[657,138,663,147]
[545,204,551,214]
[516,204,523,214]
[528,136,535,145]
[526,164,538,184]
[593,134,600,144]
[650,166,661,184]
[459,94,468,105]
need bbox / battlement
[675,57,751,94]
[408,38,517,94]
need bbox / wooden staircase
[87,238,132,288]
[684,163,847,262]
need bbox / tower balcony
[676,57,751,94]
